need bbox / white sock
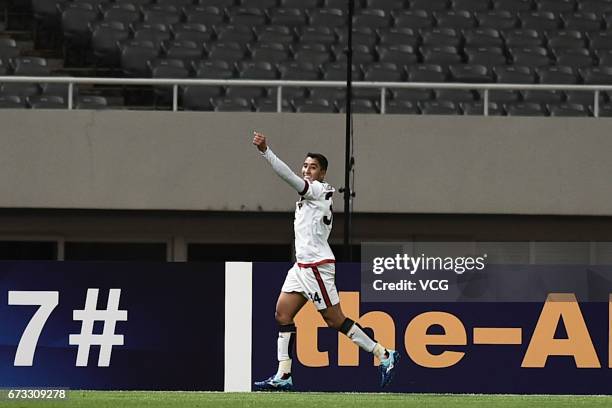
[275,330,294,379]
[346,323,377,352]
[275,359,292,379]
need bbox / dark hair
[306,152,328,171]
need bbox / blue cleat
[379,350,400,387]
[253,374,294,391]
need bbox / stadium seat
[183,6,225,25]
[171,23,212,43]
[522,89,564,103]
[207,42,247,63]
[269,8,308,26]
[353,9,391,29]
[120,40,160,76]
[336,98,379,113]
[588,32,612,51]
[149,58,190,105]
[378,28,419,47]
[376,45,418,65]
[162,41,203,67]
[292,44,332,65]
[0,60,8,75]
[336,27,379,48]
[597,103,612,117]
[491,66,534,103]
[519,11,561,30]
[435,89,476,103]
[452,0,490,12]
[392,10,433,29]
[322,62,362,80]
[563,12,602,31]
[434,10,475,29]
[0,95,25,108]
[367,0,406,10]
[553,48,594,67]
[536,65,578,83]
[595,49,612,65]
[225,85,269,99]
[213,96,253,112]
[76,95,109,110]
[0,39,20,61]
[281,0,318,8]
[363,62,404,81]
[200,0,234,7]
[546,30,585,49]
[61,3,100,43]
[293,98,337,113]
[475,10,517,29]
[509,47,552,67]
[40,82,71,98]
[102,3,140,26]
[579,0,612,14]
[299,26,337,46]
[502,29,543,47]
[115,0,153,5]
[407,63,446,81]
[182,85,220,110]
[505,102,547,116]
[0,82,40,97]
[238,61,278,79]
[216,25,256,43]
[279,62,319,80]
[12,57,50,76]
[141,5,181,26]
[418,100,459,114]
[565,90,599,104]
[249,43,291,63]
[579,66,612,83]
[448,64,493,82]
[493,0,533,12]
[308,9,346,28]
[91,21,130,65]
[411,0,449,12]
[463,28,503,47]
[420,46,463,66]
[464,47,507,65]
[227,7,267,26]
[548,103,590,116]
[335,43,375,64]
[255,97,292,112]
[536,0,576,13]
[157,0,192,6]
[420,28,461,47]
[27,95,67,109]
[385,99,419,114]
[461,101,503,115]
[240,0,277,8]
[257,25,295,45]
[132,23,172,49]
[195,60,235,78]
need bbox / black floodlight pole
[343,0,355,262]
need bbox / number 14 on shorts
[308,292,322,304]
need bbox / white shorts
[281,261,339,311]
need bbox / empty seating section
[0,0,609,114]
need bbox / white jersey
[260,147,336,264]
[294,180,336,264]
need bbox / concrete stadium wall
[0,110,610,215]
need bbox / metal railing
[1,76,611,116]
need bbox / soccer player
[251,131,399,391]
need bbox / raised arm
[252,131,308,194]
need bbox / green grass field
[5,392,612,408]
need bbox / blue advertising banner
[252,262,612,394]
[0,262,224,391]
